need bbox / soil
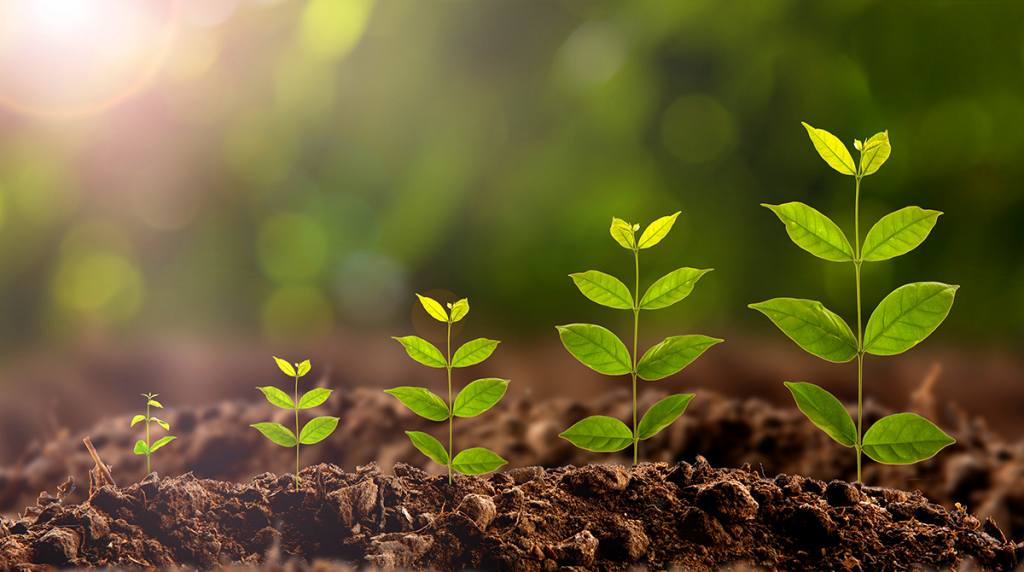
[1,377,1024,571]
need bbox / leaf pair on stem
[388,294,508,484]
[251,357,340,490]
[558,213,722,465]
[750,123,956,483]
[131,393,176,475]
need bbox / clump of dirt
[2,459,1019,571]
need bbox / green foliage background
[0,0,1021,350]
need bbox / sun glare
[0,0,179,119]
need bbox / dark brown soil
[2,374,1024,570]
[2,458,1020,572]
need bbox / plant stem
[447,318,453,485]
[145,399,151,474]
[295,373,300,491]
[632,246,640,466]
[854,173,864,484]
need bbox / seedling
[387,294,508,484]
[251,357,340,490]
[750,123,956,483]
[131,393,176,475]
[557,213,722,465]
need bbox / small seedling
[750,123,957,483]
[557,213,722,465]
[131,393,176,475]
[387,294,508,484]
[251,357,339,490]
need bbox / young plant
[557,213,722,465]
[750,123,957,483]
[131,393,176,475]
[251,357,339,490]
[387,294,508,484]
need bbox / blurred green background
[0,0,1021,355]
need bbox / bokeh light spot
[299,0,374,61]
[334,253,408,326]
[9,153,79,227]
[262,285,333,341]
[53,252,143,318]
[300,192,380,274]
[256,214,322,283]
[661,94,736,164]
[556,21,627,93]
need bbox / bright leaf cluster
[131,392,176,475]
[750,123,956,482]
[251,357,339,490]
[558,213,722,465]
[388,294,508,484]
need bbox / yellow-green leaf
[556,324,632,376]
[861,207,941,262]
[416,294,449,322]
[749,298,858,363]
[637,212,681,249]
[859,130,891,176]
[864,282,957,356]
[570,271,634,310]
[784,382,857,448]
[802,122,856,176]
[862,413,955,464]
[393,336,448,368]
[251,422,296,447]
[452,447,506,475]
[273,356,296,377]
[450,298,470,322]
[763,203,854,262]
[609,217,635,249]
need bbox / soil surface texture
[2,459,1020,571]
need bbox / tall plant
[750,123,956,483]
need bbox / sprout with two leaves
[251,357,340,490]
[387,294,508,484]
[750,123,956,483]
[558,213,723,465]
[132,393,176,475]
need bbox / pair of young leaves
[750,123,956,469]
[557,212,721,455]
[389,294,508,477]
[252,358,340,448]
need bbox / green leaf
[131,415,146,427]
[453,378,509,417]
[784,382,857,448]
[637,212,681,249]
[148,399,164,409]
[251,422,296,447]
[802,122,856,176]
[763,203,854,262]
[152,417,170,431]
[298,388,332,409]
[637,394,694,440]
[559,415,633,452]
[384,387,450,421]
[859,130,891,176]
[406,431,449,466]
[570,271,634,310]
[639,267,711,310]
[749,298,858,363]
[861,207,941,262]
[452,338,500,368]
[452,447,507,475]
[296,359,311,377]
[150,436,176,453]
[636,335,722,381]
[449,298,469,322]
[864,282,958,356]
[299,416,340,445]
[393,336,448,368]
[273,356,296,377]
[862,413,956,465]
[416,294,449,322]
[556,324,632,376]
[257,386,295,409]
[134,440,149,455]
[609,217,635,249]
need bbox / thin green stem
[295,373,300,491]
[447,319,453,485]
[854,173,864,484]
[145,399,151,474]
[632,246,640,466]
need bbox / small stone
[458,494,497,530]
[825,480,860,507]
[695,480,759,523]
